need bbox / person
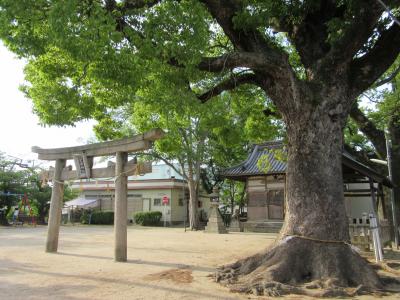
[12,207,19,223]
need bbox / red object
[162,196,169,205]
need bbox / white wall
[344,182,376,219]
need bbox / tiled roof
[222,141,286,179]
[222,141,391,186]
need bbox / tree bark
[281,108,348,241]
[217,95,382,296]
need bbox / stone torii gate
[32,128,164,262]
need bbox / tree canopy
[1,1,396,128]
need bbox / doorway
[142,198,151,212]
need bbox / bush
[90,211,114,225]
[80,210,114,225]
[134,211,162,226]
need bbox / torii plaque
[32,128,164,262]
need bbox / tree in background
[0,153,29,225]
[0,152,78,225]
[97,88,280,229]
[1,0,399,295]
[220,179,246,215]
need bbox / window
[178,198,184,206]
[153,198,161,206]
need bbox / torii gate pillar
[46,159,66,252]
[114,152,128,262]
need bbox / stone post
[205,203,227,234]
[46,159,66,253]
[114,152,128,262]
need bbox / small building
[70,164,190,224]
[222,141,392,233]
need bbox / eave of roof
[342,151,392,187]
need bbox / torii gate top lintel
[32,128,164,160]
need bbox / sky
[0,42,96,166]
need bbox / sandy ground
[0,225,399,300]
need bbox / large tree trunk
[217,100,382,296]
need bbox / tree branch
[199,0,267,52]
[121,0,161,10]
[376,0,400,26]
[288,1,345,68]
[373,64,400,88]
[349,104,386,158]
[349,23,400,98]
[197,73,257,103]
[198,0,292,81]
[105,0,161,13]
[197,52,280,73]
[327,1,384,64]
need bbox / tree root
[214,236,397,297]
[378,262,400,276]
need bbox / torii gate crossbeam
[32,128,164,262]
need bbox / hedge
[91,211,114,224]
[81,210,114,225]
[134,211,162,226]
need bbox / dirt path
[0,225,399,300]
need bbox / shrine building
[222,141,392,233]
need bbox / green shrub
[134,211,162,226]
[90,211,114,224]
[80,210,90,224]
[80,210,114,225]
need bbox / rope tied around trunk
[52,179,65,185]
[284,234,351,246]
